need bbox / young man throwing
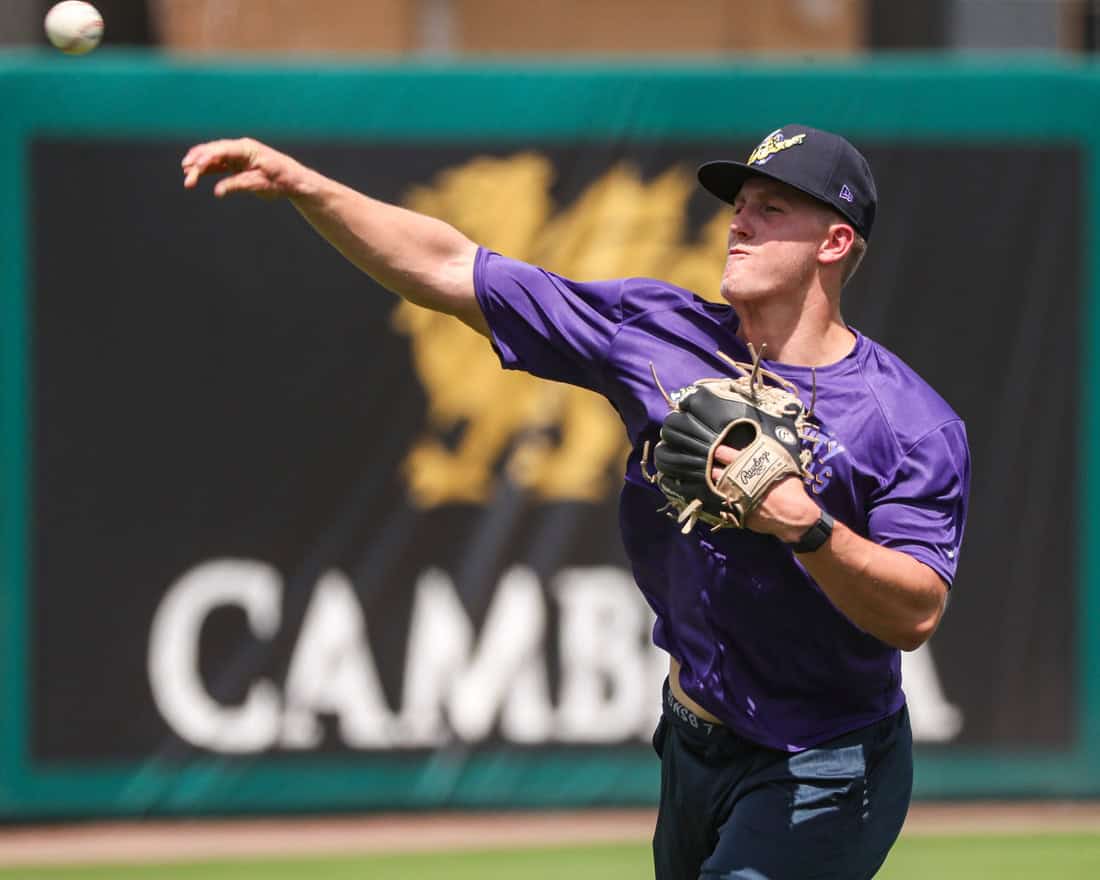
[182,125,970,879]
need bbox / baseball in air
[44,1,104,55]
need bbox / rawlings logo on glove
[642,345,814,534]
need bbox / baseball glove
[643,346,813,534]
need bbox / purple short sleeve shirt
[473,248,971,750]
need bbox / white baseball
[44,1,104,56]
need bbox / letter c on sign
[147,559,282,753]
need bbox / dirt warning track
[0,803,1098,867]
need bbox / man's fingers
[713,445,736,465]
[711,445,739,484]
[181,139,261,188]
[213,169,272,198]
[182,137,252,166]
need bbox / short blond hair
[841,233,868,286]
[815,204,867,287]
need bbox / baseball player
[182,124,970,879]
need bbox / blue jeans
[652,682,912,879]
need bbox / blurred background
[2,1,1100,878]
[7,0,1100,53]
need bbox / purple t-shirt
[473,248,970,751]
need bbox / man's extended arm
[181,138,487,335]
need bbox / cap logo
[839,185,854,203]
[746,130,807,166]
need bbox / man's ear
[819,223,855,268]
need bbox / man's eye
[765,205,783,213]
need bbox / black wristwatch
[789,511,835,554]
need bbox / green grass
[2,834,1098,879]
[0,844,651,880]
[879,833,1100,879]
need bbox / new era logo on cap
[697,125,878,240]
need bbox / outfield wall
[0,52,1096,818]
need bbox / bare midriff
[669,656,723,725]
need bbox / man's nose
[730,211,752,239]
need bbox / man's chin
[719,283,766,305]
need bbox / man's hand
[712,444,820,542]
[182,138,313,200]
[647,362,813,535]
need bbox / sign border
[1,52,1097,815]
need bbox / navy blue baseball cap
[698,125,877,240]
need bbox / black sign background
[30,140,1079,760]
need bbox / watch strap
[789,511,834,554]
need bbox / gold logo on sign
[393,153,729,508]
[746,132,806,166]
